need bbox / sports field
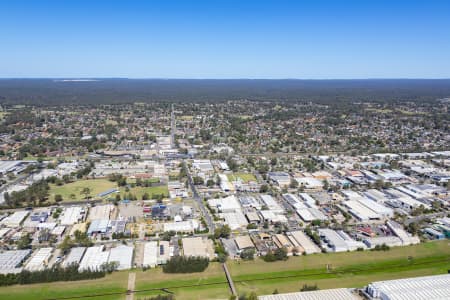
[48,179,117,202]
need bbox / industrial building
[365,274,450,300]
[286,231,321,254]
[163,219,199,233]
[234,235,255,253]
[1,211,29,227]
[143,241,158,268]
[220,210,248,230]
[363,236,403,249]
[0,249,32,274]
[259,210,288,223]
[258,288,358,300]
[318,229,365,252]
[25,247,53,272]
[108,245,133,270]
[78,245,109,272]
[63,247,86,268]
[88,204,115,221]
[260,194,284,213]
[268,171,291,187]
[208,195,242,213]
[87,219,109,235]
[386,221,420,246]
[59,206,85,226]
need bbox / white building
[286,231,321,254]
[143,241,158,268]
[78,245,109,272]
[63,247,86,268]
[1,211,29,227]
[59,206,84,226]
[366,274,450,300]
[208,195,241,213]
[25,247,53,272]
[258,288,359,300]
[108,245,133,270]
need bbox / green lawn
[0,271,128,300]
[227,173,257,183]
[228,241,450,296]
[120,185,169,200]
[134,263,229,300]
[49,179,117,202]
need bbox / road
[183,160,215,233]
[170,103,175,148]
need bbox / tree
[54,194,63,202]
[214,225,231,239]
[193,176,204,185]
[163,256,209,273]
[240,249,255,260]
[17,233,32,249]
[80,187,91,199]
[289,178,298,189]
[300,284,318,291]
[259,184,269,193]
[248,292,257,300]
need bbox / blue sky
[0,0,449,78]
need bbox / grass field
[228,241,450,295]
[120,185,169,200]
[227,173,257,183]
[134,263,229,300]
[49,179,117,202]
[0,241,447,300]
[0,271,128,300]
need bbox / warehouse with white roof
[78,245,109,272]
[220,210,248,230]
[59,206,84,225]
[0,249,31,274]
[208,195,241,212]
[1,211,29,227]
[365,274,450,300]
[286,231,321,254]
[258,288,358,300]
[25,247,53,272]
[63,247,86,268]
[108,245,133,270]
[260,194,284,212]
[143,241,158,268]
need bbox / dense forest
[0,79,449,105]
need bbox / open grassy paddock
[0,271,128,300]
[228,240,450,296]
[133,263,229,299]
[227,173,257,183]
[49,178,117,202]
[120,185,169,200]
